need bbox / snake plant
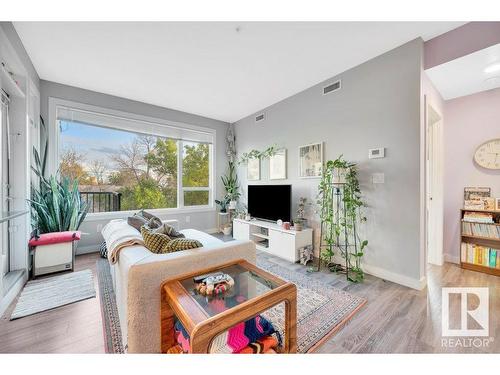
[29,147,88,234]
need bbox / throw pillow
[99,241,108,259]
[153,223,185,238]
[148,216,163,229]
[164,238,203,252]
[141,226,172,254]
[127,215,148,231]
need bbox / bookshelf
[460,208,500,277]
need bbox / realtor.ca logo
[441,287,493,348]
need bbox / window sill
[84,206,216,222]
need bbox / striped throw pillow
[141,226,171,254]
[164,238,203,252]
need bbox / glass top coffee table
[160,259,297,353]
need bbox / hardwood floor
[0,253,105,353]
[0,250,498,353]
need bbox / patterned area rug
[96,256,366,353]
[257,257,366,353]
[96,259,124,353]
[11,270,96,320]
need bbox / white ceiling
[426,43,500,100]
[15,22,464,122]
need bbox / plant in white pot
[221,161,240,209]
[28,148,88,276]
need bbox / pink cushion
[29,231,81,247]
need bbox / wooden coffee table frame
[160,259,297,354]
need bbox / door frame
[425,100,444,266]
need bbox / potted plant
[294,197,308,231]
[215,195,230,213]
[29,148,88,235]
[221,162,240,209]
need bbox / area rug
[96,258,124,353]
[257,257,366,353]
[95,256,366,353]
[10,270,96,320]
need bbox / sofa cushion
[164,238,203,252]
[141,226,171,254]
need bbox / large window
[55,103,213,214]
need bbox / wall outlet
[185,216,190,223]
[372,173,385,184]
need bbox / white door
[426,103,444,266]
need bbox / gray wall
[234,39,424,284]
[40,80,229,251]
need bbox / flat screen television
[247,185,291,222]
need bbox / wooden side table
[160,259,297,353]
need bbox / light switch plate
[372,173,385,184]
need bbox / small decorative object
[464,187,491,200]
[473,138,500,170]
[299,245,314,265]
[277,219,283,226]
[483,197,496,211]
[195,273,235,296]
[247,158,260,180]
[245,213,251,221]
[294,197,308,230]
[282,222,291,230]
[299,142,323,178]
[464,187,491,210]
[496,198,500,211]
[269,149,287,180]
[222,224,232,236]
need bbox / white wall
[443,88,500,263]
[234,39,425,289]
[40,81,230,252]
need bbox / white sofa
[102,219,256,353]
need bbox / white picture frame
[269,149,287,180]
[247,158,260,181]
[299,142,323,178]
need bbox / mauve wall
[443,88,500,262]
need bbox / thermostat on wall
[369,148,385,159]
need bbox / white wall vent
[323,80,341,95]
[255,113,265,123]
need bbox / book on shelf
[461,221,500,239]
[462,211,494,223]
[461,243,500,269]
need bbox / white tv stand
[233,218,313,262]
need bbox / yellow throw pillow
[164,238,203,253]
[141,226,171,254]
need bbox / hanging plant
[315,155,368,283]
[239,144,282,164]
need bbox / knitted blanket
[174,315,281,354]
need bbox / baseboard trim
[362,263,427,290]
[444,253,460,264]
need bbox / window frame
[48,98,216,219]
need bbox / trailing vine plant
[238,144,282,164]
[316,155,368,283]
